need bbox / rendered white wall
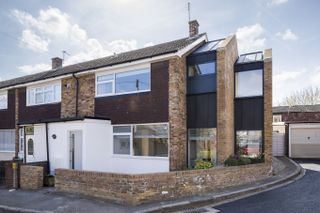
[26,119,170,174]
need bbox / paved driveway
[196,159,320,213]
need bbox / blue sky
[0,0,319,105]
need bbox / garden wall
[55,162,272,205]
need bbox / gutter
[72,73,79,117]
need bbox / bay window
[96,68,150,97]
[0,91,8,110]
[235,69,263,98]
[236,130,262,157]
[112,123,169,158]
[27,82,61,106]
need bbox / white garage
[289,123,320,158]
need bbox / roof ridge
[0,33,207,89]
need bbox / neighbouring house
[273,105,320,158]
[0,20,273,176]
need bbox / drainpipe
[45,123,50,175]
[72,73,79,117]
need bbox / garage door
[290,128,320,158]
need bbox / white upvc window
[96,67,151,97]
[0,91,8,110]
[112,123,169,158]
[273,115,282,123]
[0,129,15,152]
[27,82,61,106]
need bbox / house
[273,105,320,159]
[0,20,273,175]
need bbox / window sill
[95,90,151,98]
[0,151,15,153]
[112,154,169,161]
[27,101,61,107]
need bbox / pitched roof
[273,105,320,113]
[0,33,206,90]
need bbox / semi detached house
[0,21,272,174]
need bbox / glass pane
[256,52,263,61]
[44,90,53,103]
[237,55,246,63]
[133,124,169,157]
[97,74,114,82]
[235,69,263,97]
[28,138,34,155]
[54,85,61,101]
[113,126,131,133]
[0,130,15,151]
[188,62,215,77]
[116,69,150,93]
[0,93,7,109]
[113,135,130,155]
[188,128,217,167]
[243,54,256,62]
[35,92,44,104]
[97,82,113,95]
[236,131,262,157]
[194,41,219,53]
[28,89,35,105]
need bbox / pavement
[0,157,303,213]
[187,159,320,213]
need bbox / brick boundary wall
[20,165,44,190]
[56,163,272,205]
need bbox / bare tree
[281,87,320,106]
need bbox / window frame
[112,123,169,160]
[0,90,8,110]
[273,115,282,123]
[0,129,15,152]
[95,65,151,98]
[235,69,264,98]
[235,130,263,157]
[26,81,61,106]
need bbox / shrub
[224,156,239,166]
[238,156,252,165]
[194,160,214,169]
[249,154,264,164]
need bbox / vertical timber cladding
[263,49,273,162]
[216,35,238,164]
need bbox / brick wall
[20,165,44,190]
[264,49,273,162]
[55,162,272,205]
[216,35,239,163]
[276,112,320,123]
[168,57,187,171]
[61,74,95,118]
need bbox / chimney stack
[189,20,199,37]
[51,57,63,69]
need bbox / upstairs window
[96,68,151,97]
[0,91,8,110]
[188,61,215,77]
[273,115,282,123]
[235,69,263,98]
[27,82,61,106]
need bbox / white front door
[69,131,83,170]
[26,135,35,162]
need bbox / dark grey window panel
[187,74,216,95]
[235,61,264,72]
[235,97,264,130]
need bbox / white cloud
[18,63,51,74]
[236,23,266,53]
[269,0,288,6]
[12,7,139,72]
[273,66,320,105]
[20,29,49,52]
[276,29,298,41]
[143,42,154,47]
